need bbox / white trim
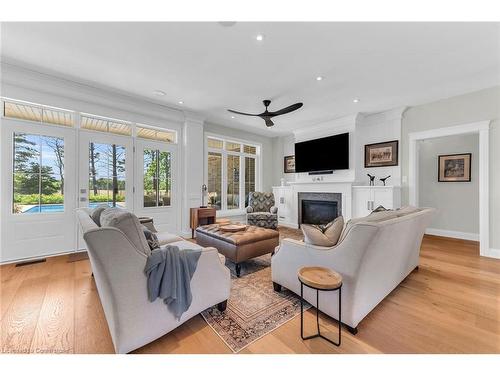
[408,120,492,258]
[486,248,500,258]
[425,228,479,242]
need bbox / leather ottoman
[195,224,279,277]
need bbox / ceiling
[1,22,499,136]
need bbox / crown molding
[1,61,186,125]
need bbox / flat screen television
[294,132,349,173]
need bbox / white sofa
[76,208,231,353]
[271,207,435,333]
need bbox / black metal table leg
[299,280,342,346]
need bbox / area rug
[201,253,310,353]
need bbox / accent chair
[246,192,278,229]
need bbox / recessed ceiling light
[178,100,184,105]
[353,98,360,103]
[154,90,166,96]
[316,76,323,81]
[231,115,235,119]
[256,34,264,41]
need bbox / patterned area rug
[201,227,308,353]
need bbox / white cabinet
[272,186,295,227]
[352,186,401,218]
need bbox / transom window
[4,99,74,127]
[81,114,132,136]
[206,135,260,212]
[137,125,176,143]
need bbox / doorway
[409,121,491,257]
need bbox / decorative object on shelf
[200,184,208,208]
[379,175,391,186]
[438,153,471,182]
[280,178,285,186]
[219,224,247,233]
[367,173,375,186]
[284,155,295,173]
[365,140,399,167]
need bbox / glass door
[135,139,179,234]
[78,131,133,248]
[0,119,77,262]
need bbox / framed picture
[364,140,399,168]
[438,153,471,182]
[284,155,295,173]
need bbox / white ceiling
[1,22,499,136]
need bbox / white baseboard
[485,248,500,259]
[425,228,479,241]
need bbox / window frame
[204,133,261,216]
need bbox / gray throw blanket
[144,245,202,320]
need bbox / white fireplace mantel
[273,181,353,228]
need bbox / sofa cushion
[100,208,151,256]
[156,232,184,246]
[90,205,108,226]
[302,216,344,247]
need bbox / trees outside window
[13,133,64,213]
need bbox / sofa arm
[246,206,254,213]
[270,206,278,214]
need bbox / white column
[181,113,205,237]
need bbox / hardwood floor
[1,235,499,354]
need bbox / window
[143,149,172,207]
[81,114,132,136]
[88,142,126,208]
[13,133,65,214]
[137,125,176,143]
[4,99,74,127]
[206,136,260,212]
[207,152,222,209]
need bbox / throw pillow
[142,225,160,250]
[90,205,108,226]
[100,208,151,256]
[372,205,387,213]
[302,216,344,247]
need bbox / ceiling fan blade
[264,118,275,127]
[268,102,303,116]
[227,109,259,116]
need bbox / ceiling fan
[228,100,303,127]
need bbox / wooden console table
[190,207,216,238]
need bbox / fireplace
[298,192,342,226]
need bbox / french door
[134,139,179,234]
[77,131,134,249]
[0,119,77,262]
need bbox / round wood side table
[298,266,342,347]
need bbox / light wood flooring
[1,234,499,354]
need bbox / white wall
[418,134,479,239]
[401,86,500,250]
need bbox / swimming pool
[22,202,124,213]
